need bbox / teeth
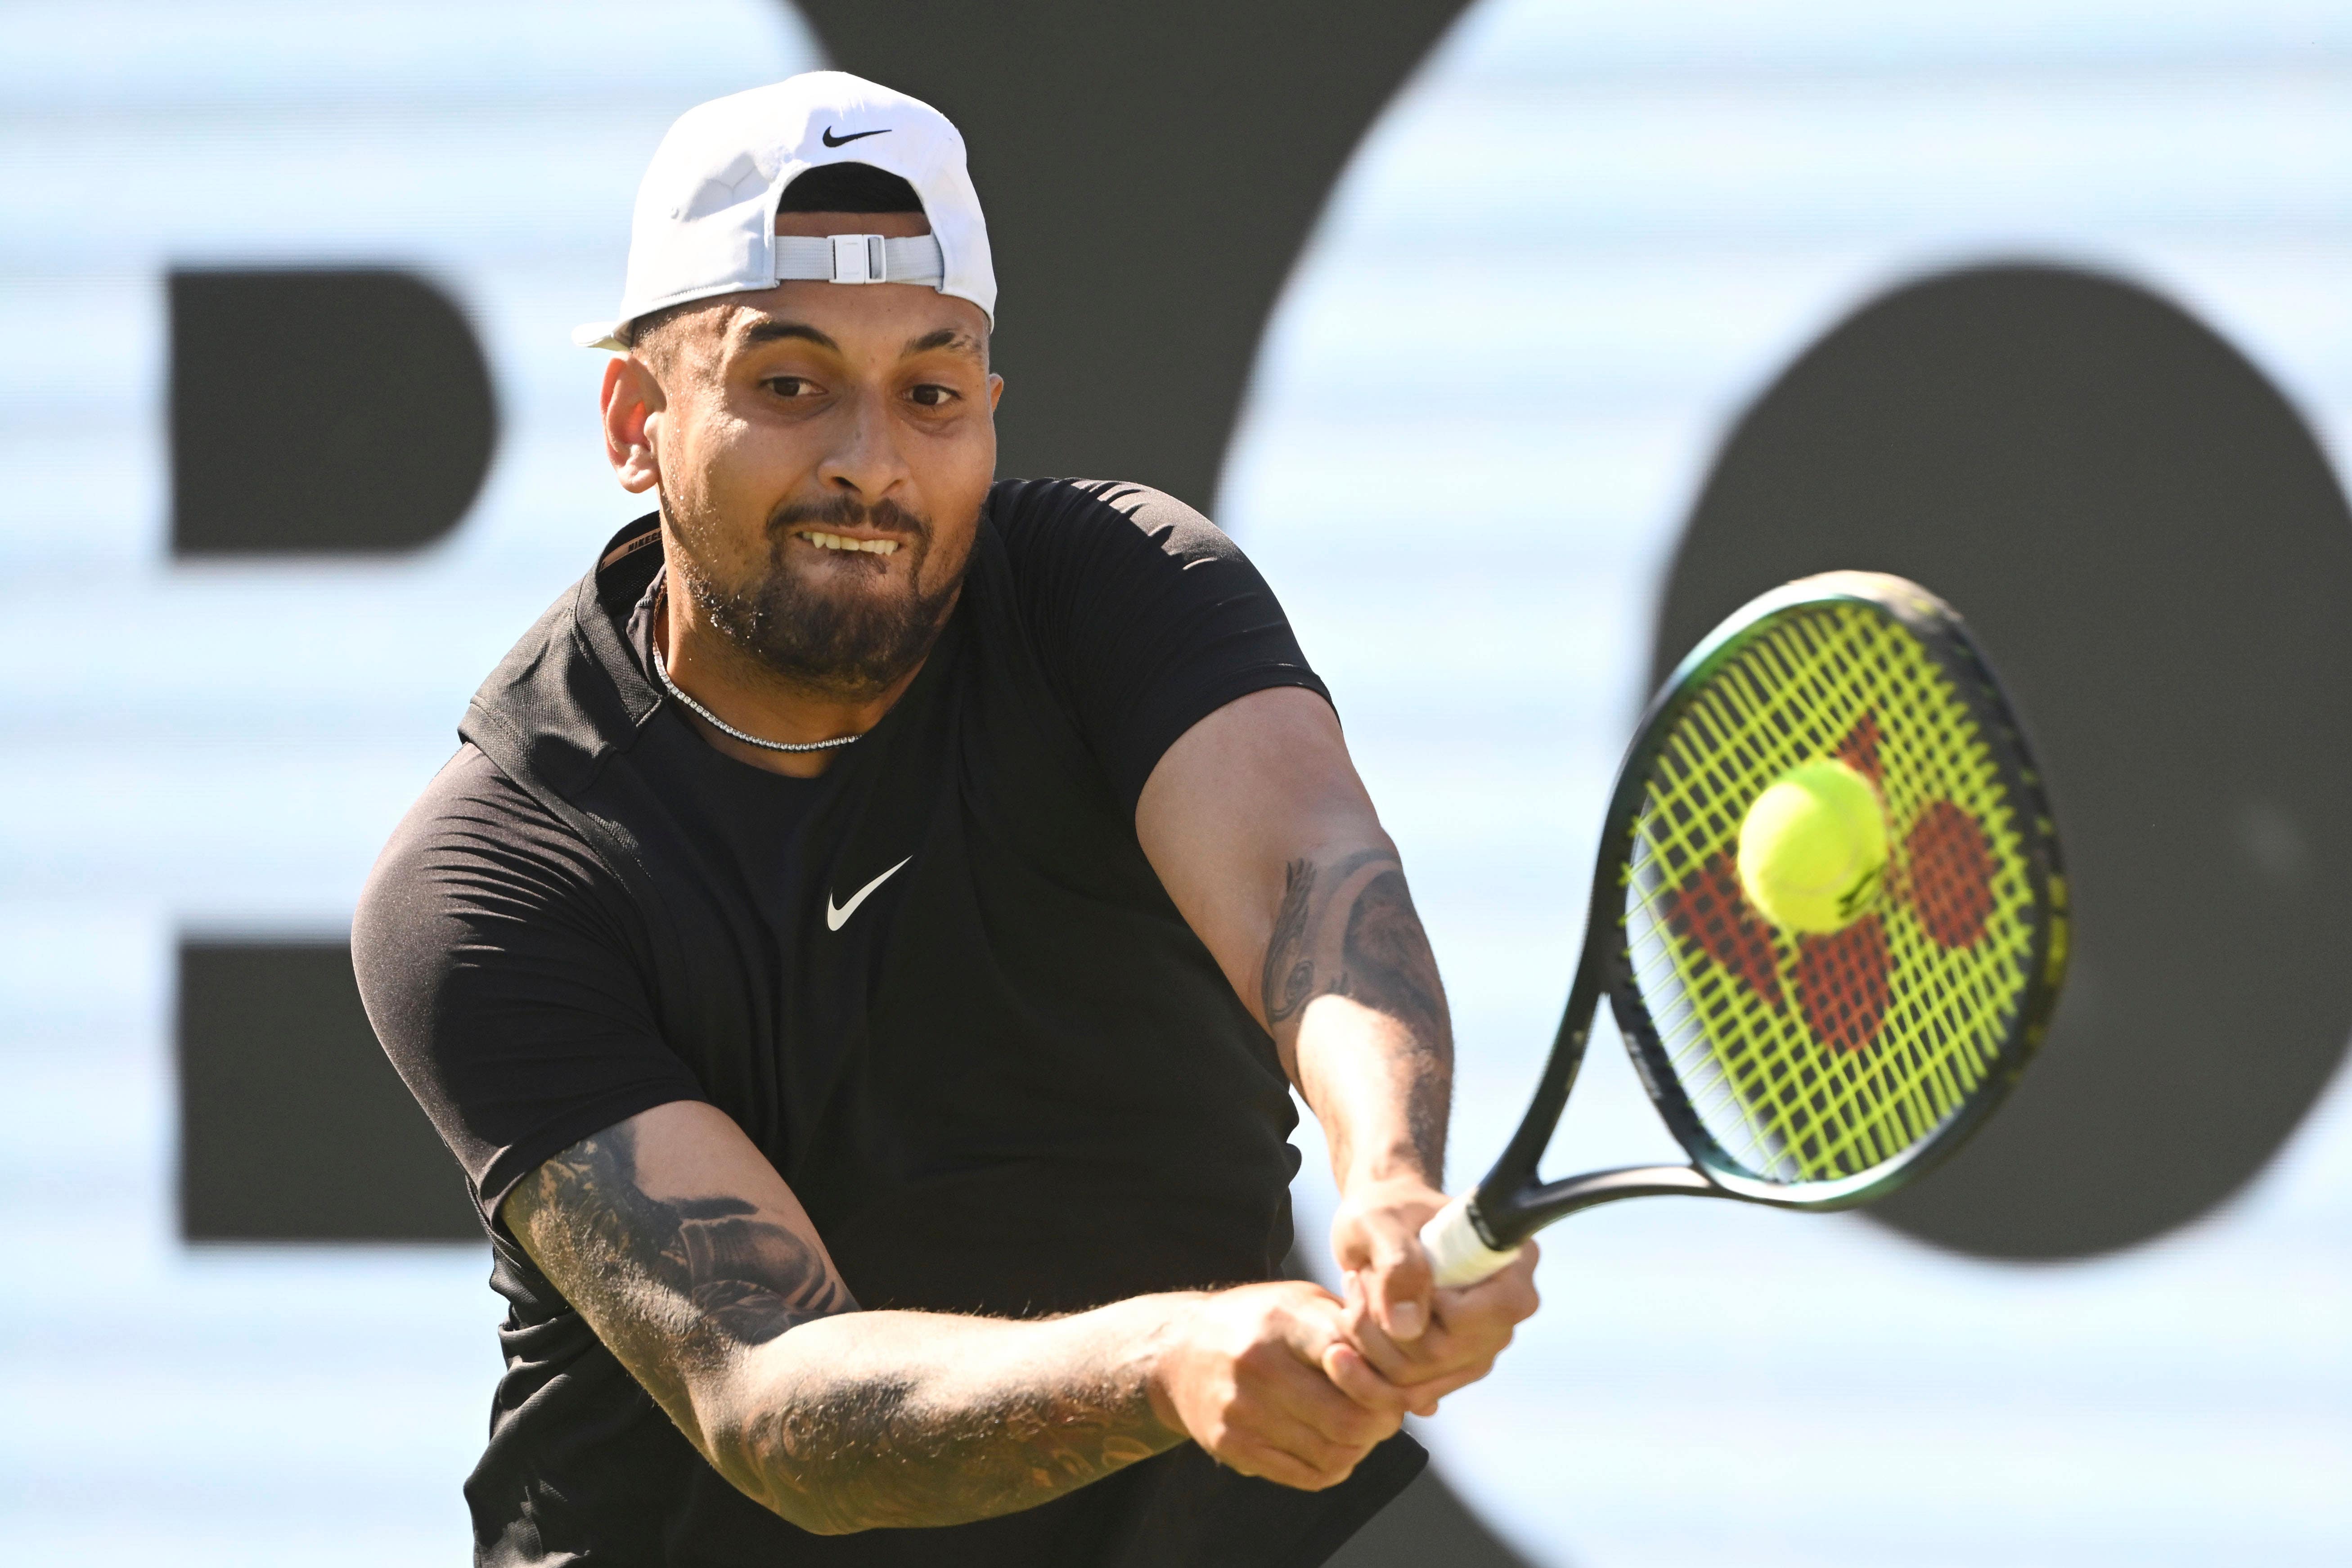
[798,531,899,555]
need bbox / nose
[815,384,911,507]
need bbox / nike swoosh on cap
[822,126,890,147]
[826,856,912,931]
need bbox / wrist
[1134,1293,1203,1440]
[1338,1163,1444,1204]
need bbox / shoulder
[987,477,1241,572]
[462,516,666,799]
[970,481,1322,810]
[356,743,619,952]
[371,742,591,870]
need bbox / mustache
[767,494,931,540]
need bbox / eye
[908,383,958,409]
[764,375,821,399]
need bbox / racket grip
[1419,1195,1524,1288]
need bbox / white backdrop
[4,4,817,1559]
[1245,6,2352,1564]
[2,2,2347,1563]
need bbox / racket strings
[1719,642,1995,1172]
[1621,602,2040,1187]
[1720,619,2016,1172]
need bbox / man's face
[606,208,1001,700]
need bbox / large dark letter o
[1654,265,2352,1259]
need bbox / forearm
[1133,691,1453,1182]
[1134,690,1506,1365]
[503,1107,1195,1537]
[1295,995,1447,1188]
[1263,843,1453,1189]
[506,1046,1418,1538]
[709,1295,1195,1535]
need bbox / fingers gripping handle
[1419,1195,1523,1288]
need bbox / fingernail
[1390,1300,1426,1339]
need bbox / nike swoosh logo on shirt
[822,126,890,147]
[826,856,912,931]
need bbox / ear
[601,353,665,494]
[987,373,1004,413]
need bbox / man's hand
[1327,1173,1540,1416]
[1147,1280,1423,1492]
[1329,1172,1446,1343]
[1328,1240,1540,1418]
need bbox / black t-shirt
[354,479,1425,1566]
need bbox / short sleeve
[991,478,1332,811]
[353,744,706,1232]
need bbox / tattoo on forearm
[505,1122,1176,1534]
[1260,848,1453,1174]
[1339,869,1449,1054]
[1260,850,1447,1041]
[1345,869,1452,1171]
[746,1364,1171,1534]
[1263,859,1318,1022]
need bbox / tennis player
[356,71,1537,1565]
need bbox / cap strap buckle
[829,233,887,284]
[771,234,947,289]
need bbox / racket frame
[1459,572,2069,1254]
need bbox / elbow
[704,1402,867,1537]
[755,1485,861,1537]
[787,1513,866,1538]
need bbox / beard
[669,491,969,701]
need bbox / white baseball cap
[573,71,996,350]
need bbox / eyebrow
[737,319,982,362]
[740,319,840,352]
[904,327,985,359]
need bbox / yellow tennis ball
[1736,758,1889,934]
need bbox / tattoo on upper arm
[507,1122,1178,1534]
[505,1120,855,1405]
[674,1196,853,1343]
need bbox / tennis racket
[1419,571,2068,1285]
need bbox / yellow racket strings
[1619,602,2041,1186]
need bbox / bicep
[500,1100,856,1458]
[356,750,706,1226]
[1135,686,1392,1039]
[1003,481,1330,812]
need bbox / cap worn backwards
[572,70,996,350]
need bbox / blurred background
[5,2,2349,1564]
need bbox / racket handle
[1419,1195,1524,1288]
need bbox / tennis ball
[1736,759,1889,934]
